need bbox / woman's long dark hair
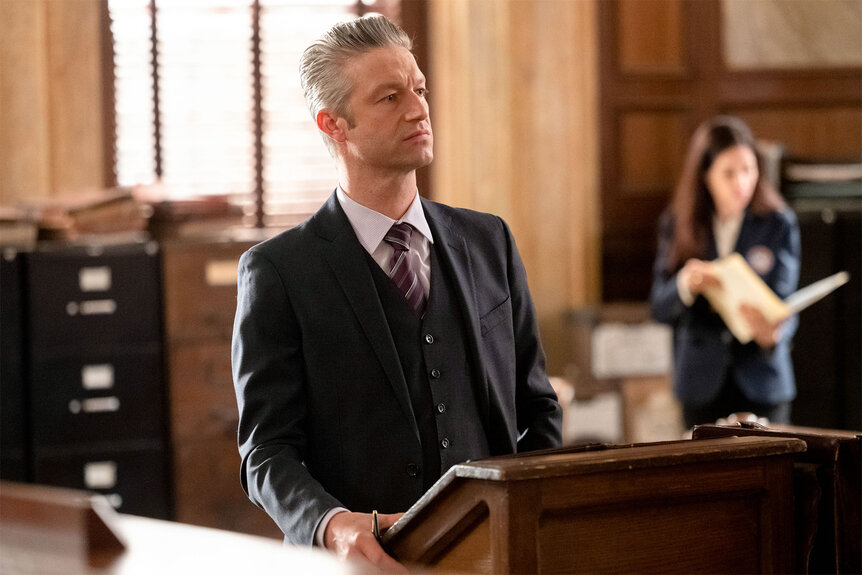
[666,115,786,272]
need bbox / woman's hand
[680,259,722,296]
[739,303,784,348]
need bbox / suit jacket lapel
[734,211,755,256]
[422,199,491,427]
[313,193,419,435]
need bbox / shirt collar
[336,186,434,255]
[712,211,744,258]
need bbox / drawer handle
[68,396,121,414]
[66,299,117,316]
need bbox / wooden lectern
[382,437,806,574]
[693,423,861,574]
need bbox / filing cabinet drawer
[29,346,165,446]
[162,240,255,342]
[168,342,237,441]
[27,243,162,350]
[32,443,170,519]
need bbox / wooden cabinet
[161,237,282,538]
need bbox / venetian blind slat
[259,1,356,225]
[157,1,254,201]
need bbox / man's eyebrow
[370,77,427,96]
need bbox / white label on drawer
[81,364,114,390]
[79,266,112,292]
[84,461,117,489]
[205,259,239,286]
[79,299,117,315]
[81,396,121,413]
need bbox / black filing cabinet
[24,241,171,518]
[790,197,862,431]
[1,247,29,481]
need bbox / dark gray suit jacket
[232,192,562,545]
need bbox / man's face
[339,45,433,173]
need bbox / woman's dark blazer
[232,192,562,545]
[650,208,801,407]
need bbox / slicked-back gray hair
[299,15,413,157]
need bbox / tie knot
[384,222,413,251]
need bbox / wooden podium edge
[0,481,126,558]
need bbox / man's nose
[405,92,429,121]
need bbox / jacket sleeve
[649,211,686,326]
[232,247,342,546]
[763,208,802,344]
[502,219,563,452]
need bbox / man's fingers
[376,512,404,530]
[357,534,409,573]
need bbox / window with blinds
[109,0,400,228]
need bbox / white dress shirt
[336,186,433,296]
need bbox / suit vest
[367,244,490,491]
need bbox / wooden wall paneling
[0,0,111,206]
[399,0,431,198]
[617,0,685,75]
[0,1,52,202]
[619,110,688,196]
[507,0,601,375]
[730,107,862,161]
[46,0,108,195]
[429,0,600,374]
[599,0,705,301]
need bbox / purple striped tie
[384,222,427,316]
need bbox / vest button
[440,438,450,449]
[430,368,441,379]
[424,333,434,344]
[406,463,420,477]
[436,403,446,414]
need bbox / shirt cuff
[314,507,349,547]
[676,272,695,307]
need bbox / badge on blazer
[746,245,774,276]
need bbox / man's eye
[385,94,396,102]
[417,88,428,97]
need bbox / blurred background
[1,0,860,539]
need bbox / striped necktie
[383,222,427,316]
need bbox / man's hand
[324,511,407,573]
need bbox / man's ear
[316,109,347,144]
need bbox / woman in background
[650,116,800,429]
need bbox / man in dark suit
[232,15,561,570]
